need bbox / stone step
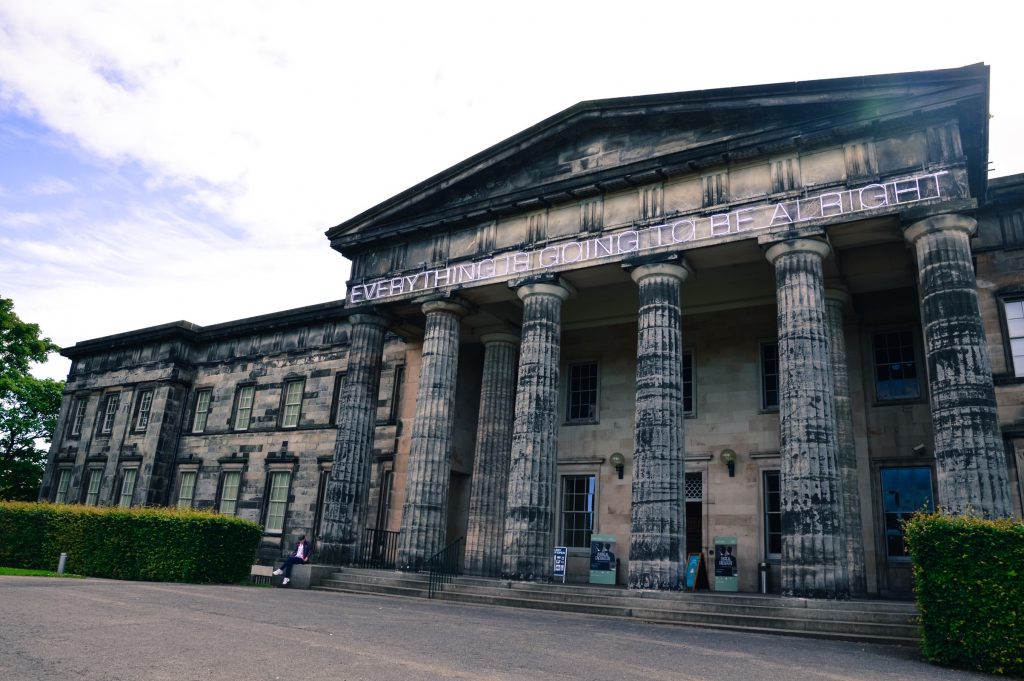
[311,567,919,645]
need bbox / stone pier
[397,299,469,570]
[464,333,520,577]
[904,214,1013,518]
[765,237,849,599]
[627,261,690,589]
[502,278,573,580]
[320,314,388,564]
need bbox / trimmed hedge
[0,501,262,584]
[905,512,1024,676]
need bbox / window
[763,470,782,559]
[566,362,598,422]
[218,470,241,515]
[68,397,88,438]
[118,469,137,508]
[760,342,779,410]
[682,351,695,416]
[330,373,346,425]
[133,390,154,431]
[880,466,934,558]
[1004,299,1024,377]
[177,471,197,508]
[388,365,405,425]
[281,380,304,428]
[873,330,920,401]
[234,385,256,431]
[264,471,291,533]
[83,469,102,506]
[54,469,72,504]
[192,389,212,433]
[98,393,119,435]
[560,475,595,548]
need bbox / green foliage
[905,512,1024,676]
[0,501,262,584]
[0,297,64,500]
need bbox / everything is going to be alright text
[349,171,948,304]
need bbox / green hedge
[905,512,1024,676]
[0,501,262,584]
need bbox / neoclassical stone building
[41,64,1024,598]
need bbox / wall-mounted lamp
[912,443,927,456]
[609,452,625,480]
[720,449,737,477]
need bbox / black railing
[427,536,464,598]
[357,528,400,569]
[314,528,399,568]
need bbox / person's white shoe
[282,577,289,585]
[273,569,283,576]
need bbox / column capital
[903,213,977,245]
[824,287,851,308]
[514,278,575,303]
[480,332,520,347]
[421,298,471,318]
[764,237,831,264]
[347,313,389,329]
[629,261,692,286]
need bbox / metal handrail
[427,536,464,598]
[314,528,400,568]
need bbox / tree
[0,297,64,500]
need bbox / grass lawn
[0,567,84,578]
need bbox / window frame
[565,360,600,424]
[176,469,198,508]
[232,384,256,432]
[263,470,292,534]
[97,393,120,436]
[67,396,88,439]
[217,469,242,515]
[682,350,696,417]
[759,341,780,412]
[557,472,597,551]
[878,465,935,561]
[1000,297,1024,378]
[192,389,212,433]
[82,467,103,506]
[132,389,154,432]
[329,372,346,426]
[280,379,305,429]
[118,468,138,508]
[387,365,405,425]
[870,328,924,403]
[53,468,72,504]
[763,469,783,560]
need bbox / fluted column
[464,333,520,577]
[502,278,573,580]
[321,313,388,564]
[628,261,690,589]
[765,238,849,599]
[904,214,1012,518]
[398,299,469,570]
[824,289,866,596]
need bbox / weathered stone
[464,333,520,577]
[627,261,690,589]
[765,238,849,599]
[320,314,388,563]
[397,299,469,570]
[824,289,866,596]
[904,214,1013,518]
[502,279,573,580]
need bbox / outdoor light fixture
[609,452,625,479]
[720,449,737,477]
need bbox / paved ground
[0,576,996,681]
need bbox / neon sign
[348,171,949,304]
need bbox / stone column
[628,261,690,589]
[502,278,573,580]
[824,289,867,596]
[397,298,469,570]
[765,237,849,599]
[320,313,388,564]
[464,333,520,577]
[904,214,1012,518]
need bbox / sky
[1,1,1022,382]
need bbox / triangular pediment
[327,65,988,254]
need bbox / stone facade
[42,65,1024,597]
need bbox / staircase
[313,568,920,645]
